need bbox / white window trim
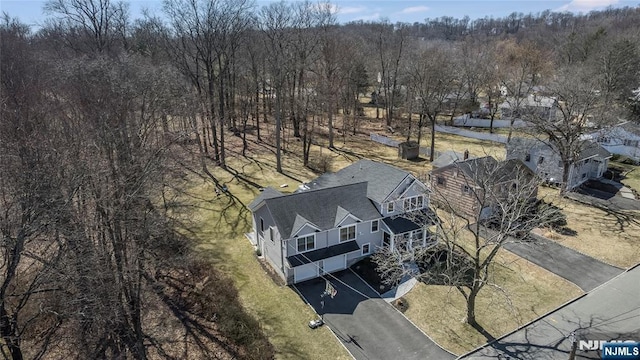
[403,195,425,211]
[387,202,395,213]
[362,243,371,255]
[371,220,379,233]
[339,225,357,242]
[296,234,316,253]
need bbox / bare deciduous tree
[373,158,562,329]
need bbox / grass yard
[537,188,640,269]
[403,248,583,355]
[177,112,618,358]
[611,160,640,195]
[180,149,351,360]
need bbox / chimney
[463,149,469,160]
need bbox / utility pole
[568,332,577,360]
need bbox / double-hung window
[371,220,379,232]
[387,202,394,213]
[297,234,315,253]
[340,225,356,242]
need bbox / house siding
[253,205,285,280]
[381,177,429,216]
[507,141,608,189]
[584,126,640,162]
[430,168,482,217]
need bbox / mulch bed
[257,257,286,287]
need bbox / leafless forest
[1,0,639,359]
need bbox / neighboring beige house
[429,156,537,219]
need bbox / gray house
[248,160,434,284]
[506,138,611,190]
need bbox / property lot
[293,270,454,360]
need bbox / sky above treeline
[1,0,637,30]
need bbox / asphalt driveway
[293,269,454,360]
[503,235,624,292]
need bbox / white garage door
[323,255,346,274]
[294,263,317,283]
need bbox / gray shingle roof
[508,137,610,161]
[305,159,410,203]
[248,187,283,210]
[578,140,611,159]
[382,209,435,234]
[431,150,467,169]
[287,240,360,267]
[431,156,498,178]
[263,182,380,239]
[431,156,535,184]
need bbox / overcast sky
[1,0,637,30]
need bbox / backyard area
[179,150,351,360]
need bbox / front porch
[381,212,437,253]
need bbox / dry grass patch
[612,161,640,195]
[537,189,640,268]
[181,153,350,360]
[537,187,640,268]
[403,249,582,355]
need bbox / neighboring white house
[499,94,558,122]
[582,121,640,163]
[506,138,611,190]
[248,160,435,284]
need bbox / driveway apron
[293,269,454,360]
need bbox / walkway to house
[459,265,640,359]
[479,227,624,292]
[293,269,454,360]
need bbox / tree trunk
[430,116,436,162]
[417,113,424,146]
[466,289,478,326]
[489,114,496,134]
[218,60,227,168]
[328,98,334,149]
[255,85,261,141]
[561,160,572,194]
[275,88,283,173]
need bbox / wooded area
[1,0,640,358]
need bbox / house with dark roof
[248,160,434,284]
[429,156,537,219]
[582,121,640,163]
[506,138,611,190]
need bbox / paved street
[504,234,624,292]
[460,265,640,359]
[293,269,454,360]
